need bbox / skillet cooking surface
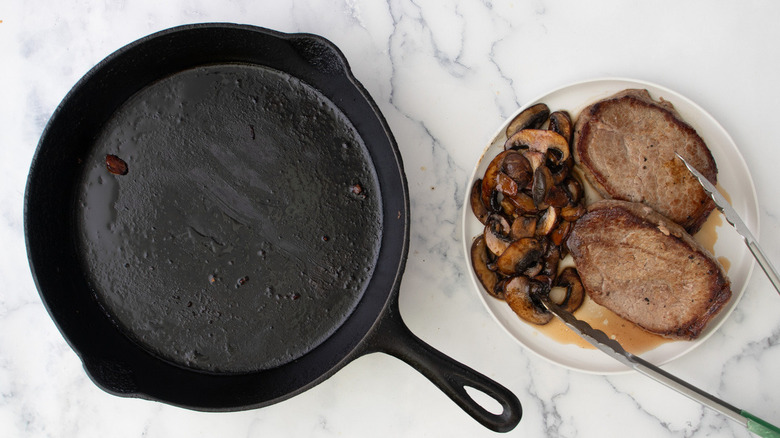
[78,64,383,373]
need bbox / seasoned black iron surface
[77,64,382,373]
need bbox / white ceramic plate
[461,78,759,374]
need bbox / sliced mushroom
[484,214,513,257]
[560,204,586,222]
[499,197,517,217]
[511,215,537,239]
[502,152,533,188]
[545,185,570,208]
[548,111,573,144]
[469,101,588,330]
[505,191,538,214]
[532,165,554,207]
[496,237,544,275]
[470,179,489,224]
[550,157,575,185]
[481,150,514,210]
[505,103,550,138]
[504,276,553,325]
[532,274,554,290]
[523,262,543,278]
[552,267,585,313]
[471,235,501,299]
[495,172,518,196]
[536,206,558,236]
[493,277,510,300]
[550,219,573,247]
[541,244,561,277]
[563,177,584,204]
[521,150,546,172]
[504,129,570,167]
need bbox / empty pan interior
[77,63,383,373]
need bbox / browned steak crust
[567,199,731,340]
[573,89,717,233]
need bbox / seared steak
[573,89,717,233]
[567,199,731,340]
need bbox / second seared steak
[567,199,731,340]
[573,89,717,233]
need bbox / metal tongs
[677,153,780,295]
[530,155,780,436]
[537,297,780,437]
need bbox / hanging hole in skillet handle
[438,362,523,433]
[368,311,522,432]
[288,34,347,75]
[464,385,505,416]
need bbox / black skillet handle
[286,29,521,433]
[365,303,522,433]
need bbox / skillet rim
[24,22,410,410]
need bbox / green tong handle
[632,354,780,437]
[743,410,780,438]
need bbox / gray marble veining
[2,1,779,437]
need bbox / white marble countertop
[3,1,780,437]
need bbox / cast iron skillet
[25,24,521,432]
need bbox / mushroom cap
[536,206,558,236]
[548,110,573,144]
[505,103,550,138]
[504,276,553,325]
[470,179,489,225]
[481,150,515,209]
[470,235,501,299]
[505,129,570,166]
[552,267,585,313]
[496,237,544,276]
[484,214,513,257]
[532,165,555,207]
